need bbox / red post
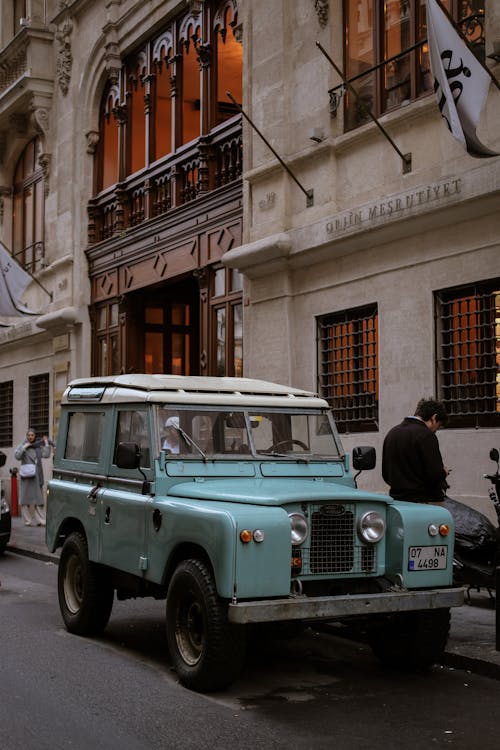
[10,468,18,516]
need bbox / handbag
[19,463,37,479]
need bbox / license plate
[408,545,448,571]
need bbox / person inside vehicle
[162,416,180,454]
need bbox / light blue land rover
[47,375,463,691]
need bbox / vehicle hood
[167,477,390,505]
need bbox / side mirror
[352,446,376,472]
[490,448,499,464]
[0,451,6,468]
[115,442,141,470]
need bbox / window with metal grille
[317,304,378,433]
[28,373,50,436]
[435,279,500,428]
[0,381,14,446]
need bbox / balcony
[0,24,54,129]
[87,116,243,245]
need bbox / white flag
[0,242,37,317]
[427,0,498,158]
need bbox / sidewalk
[5,516,500,680]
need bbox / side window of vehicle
[65,412,105,462]
[114,409,151,467]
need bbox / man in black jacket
[382,398,449,503]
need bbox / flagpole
[11,249,53,301]
[433,0,500,91]
[226,91,314,207]
[316,42,412,174]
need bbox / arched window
[215,5,242,125]
[128,58,147,174]
[99,88,119,191]
[181,26,201,145]
[153,46,173,161]
[12,136,45,272]
[92,1,243,206]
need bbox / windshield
[157,407,342,459]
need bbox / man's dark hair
[414,398,448,427]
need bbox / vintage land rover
[47,375,463,691]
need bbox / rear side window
[65,412,105,462]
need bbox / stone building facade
[0,0,499,518]
[0,0,243,491]
[223,0,500,514]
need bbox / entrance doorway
[143,278,199,376]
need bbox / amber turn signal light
[439,524,450,536]
[239,529,253,543]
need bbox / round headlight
[289,512,308,546]
[357,510,385,544]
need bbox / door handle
[87,484,101,503]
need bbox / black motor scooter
[445,448,500,601]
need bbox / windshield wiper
[175,426,207,462]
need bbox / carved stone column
[56,19,73,95]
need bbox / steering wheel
[267,439,309,452]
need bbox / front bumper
[228,587,464,624]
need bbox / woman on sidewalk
[14,428,51,527]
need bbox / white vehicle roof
[63,374,329,409]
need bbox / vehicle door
[98,406,153,576]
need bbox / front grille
[301,504,377,575]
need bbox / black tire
[166,558,245,692]
[369,608,451,670]
[0,540,6,555]
[58,531,114,636]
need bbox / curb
[441,652,500,681]
[6,542,59,564]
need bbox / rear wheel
[166,558,245,692]
[369,608,451,670]
[58,531,114,635]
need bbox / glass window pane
[216,7,243,125]
[346,0,375,130]
[216,307,226,376]
[97,307,107,330]
[129,68,146,175]
[65,412,105,462]
[110,334,120,374]
[172,332,189,375]
[145,331,163,373]
[214,268,225,297]
[145,307,163,324]
[101,95,119,191]
[172,303,189,326]
[110,302,119,327]
[182,29,201,144]
[233,303,243,377]
[383,1,411,110]
[99,337,108,375]
[154,60,172,160]
[230,269,243,292]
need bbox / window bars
[435,279,500,428]
[318,304,378,433]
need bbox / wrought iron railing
[13,242,46,274]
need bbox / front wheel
[166,559,245,692]
[368,608,451,670]
[58,531,114,636]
